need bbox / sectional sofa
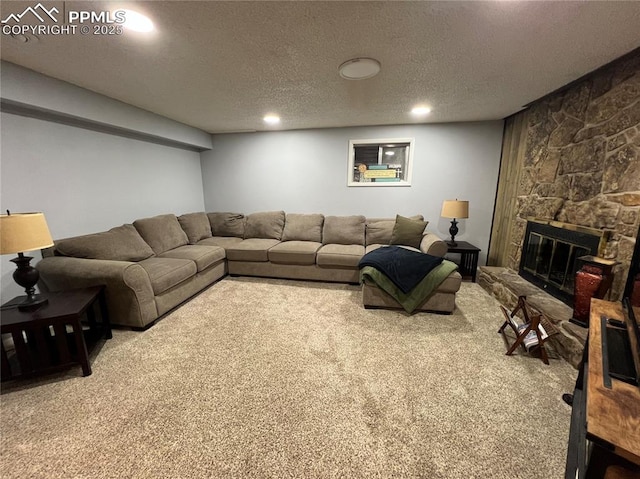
[37,211,462,329]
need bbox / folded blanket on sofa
[358,245,443,293]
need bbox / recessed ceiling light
[121,10,154,32]
[338,58,381,80]
[263,115,280,125]
[411,106,432,116]
[384,151,395,156]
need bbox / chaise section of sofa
[360,215,461,313]
[37,213,226,329]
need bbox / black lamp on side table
[0,211,54,311]
[441,199,469,246]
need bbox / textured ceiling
[1,1,640,133]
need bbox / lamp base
[11,253,47,312]
[17,295,48,312]
[448,218,459,246]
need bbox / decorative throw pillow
[178,212,212,244]
[56,224,155,262]
[390,215,428,249]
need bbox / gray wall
[0,112,206,302]
[201,122,503,265]
[0,65,210,303]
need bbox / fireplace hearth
[519,220,609,306]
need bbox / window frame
[347,137,414,187]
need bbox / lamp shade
[0,212,54,254]
[441,200,469,219]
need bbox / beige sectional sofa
[37,211,462,329]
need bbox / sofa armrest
[420,233,448,257]
[37,256,158,329]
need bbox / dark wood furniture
[565,299,640,478]
[498,295,549,364]
[1,286,111,380]
[446,241,480,282]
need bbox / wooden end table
[446,241,481,282]
[1,286,111,381]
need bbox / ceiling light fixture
[338,58,381,80]
[121,10,154,32]
[411,106,432,116]
[263,115,280,125]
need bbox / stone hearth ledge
[478,266,587,368]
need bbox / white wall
[201,122,503,266]
[0,112,206,302]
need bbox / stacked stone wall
[508,50,640,300]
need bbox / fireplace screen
[519,221,602,305]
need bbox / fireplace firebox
[519,220,608,306]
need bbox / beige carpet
[1,278,577,478]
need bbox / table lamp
[441,200,469,247]
[0,211,54,311]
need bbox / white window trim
[347,137,414,187]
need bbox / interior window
[348,138,414,186]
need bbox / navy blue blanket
[358,246,444,294]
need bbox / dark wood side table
[1,286,111,381]
[446,241,481,282]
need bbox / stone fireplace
[481,48,640,367]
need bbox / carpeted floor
[1,278,577,478]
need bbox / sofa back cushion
[366,215,424,246]
[178,212,212,244]
[390,215,429,249]
[282,213,324,242]
[244,211,286,240]
[56,224,155,261]
[133,214,189,255]
[322,215,366,245]
[365,220,395,246]
[207,212,246,238]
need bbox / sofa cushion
[268,241,322,265]
[178,212,212,244]
[390,215,428,249]
[316,244,365,267]
[365,215,425,246]
[138,257,197,295]
[365,244,383,254]
[55,224,155,262]
[133,214,189,255]
[365,220,395,246]
[282,213,324,242]
[244,211,286,240]
[197,236,244,249]
[226,238,281,262]
[207,212,246,238]
[322,215,366,245]
[159,245,225,272]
